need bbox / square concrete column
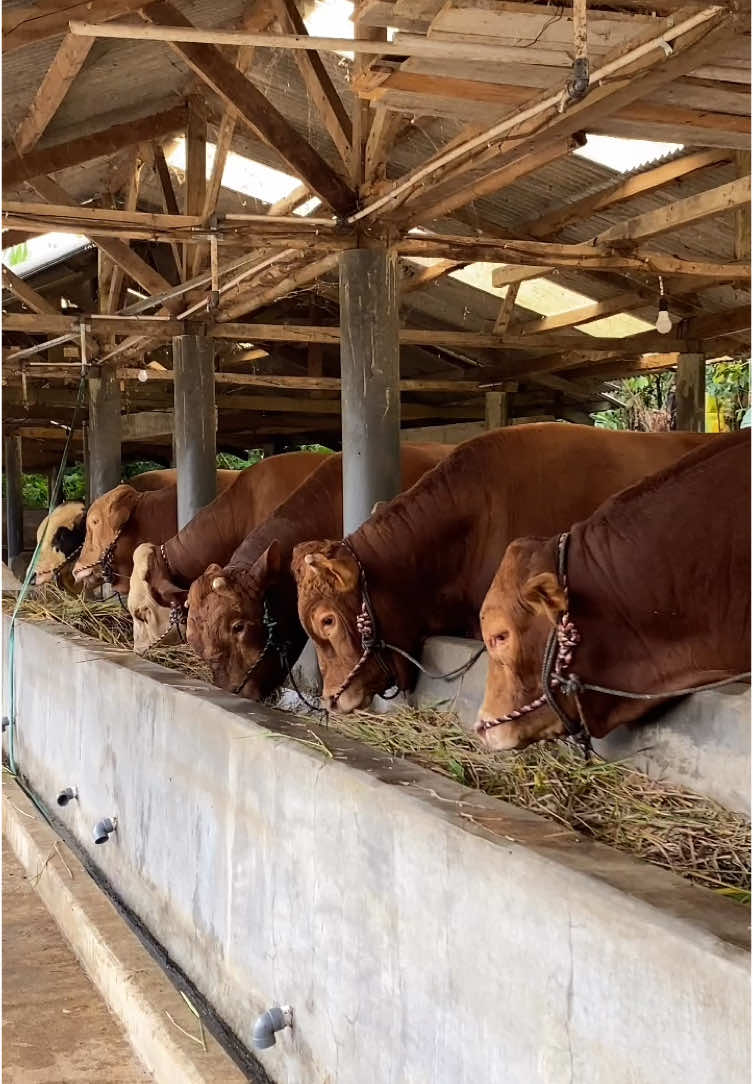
[4,435,23,563]
[676,354,706,432]
[88,369,121,501]
[339,247,401,534]
[172,333,216,529]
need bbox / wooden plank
[3,0,146,52]
[524,148,732,237]
[214,392,484,419]
[3,313,185,335]
[2,266,58,315]
[3,106,188,190]
[492,282,519,334]
[269,0,352,171]
[594,176,751,245]
[140,1,355,215]
[119,368,502,392]
[14,34,95,155]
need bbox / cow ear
[521,572,565,624]
[251,540,282,583]
[107,485,140,530]
[371,500,387,516]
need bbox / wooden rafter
[593,176,751,245]
[2,266,58,315]
[106,149,145,314]
[27,176,173,301]
[3,0,146,52]
[364,107,405,187]
[3,106,188,190]
[401,260,464,294]
[140,1,355,214]
[394,137,582,226]
[153,143,183,281]
[14,34,95,155]
[492,283,520,334]
[269,0,352,172]
[524,148,733,237]
[184,101,206,278]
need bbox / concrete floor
[3,846,152,1083]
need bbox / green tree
[594,373,675,432]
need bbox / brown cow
[73,469,240,594]
[476,431,750,750]
[185,445,450,700]
[127,451,327,652]
[292,424,714,713]
[34,469,180,589]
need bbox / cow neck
[163,467,260,587]
[563,433,749,737]
[230,452,345,577]
[114,486,178,579]
[349,449,492,644]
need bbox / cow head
[34,502,86,586]
[476,537,567,750]
[128,543,187,654]
[185,542,290,699]
[292,540,414,713]
[73,484,140,590]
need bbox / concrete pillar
[485,391,509,429]
[172,333,216,529]
[676,354,706,432]
[339,247,401,534]
[88,369,121,500]
[4,435,23,562]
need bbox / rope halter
[232,597,290,696]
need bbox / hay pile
[6,589,750,900]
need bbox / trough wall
[3,617,750,1084]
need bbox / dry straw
[7,588,750,901]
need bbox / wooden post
[172,333,216,528]
[734,152,751,262]
[88,369,121,499]
[485,391,509,429]
[81,421,91,506]
[675,354,706,432]
[4,435,24,564]
[339,247,401,533]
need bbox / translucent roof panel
[166,138,302,205]
[575,134,684,174]
[2,232,89,277]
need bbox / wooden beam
[153,143,183,281]
[3,0,146,52]
[267,184,311,216]
[14,34,95,155]
[593,176,751,245]
[3,313,185,336]
[27,176,174,299]
[353,7,736,224]
[184,102,207,279]
[493,283,520,334]
[400,260,464,294]
[676,304,751,341]
[396,137,580,226]
[214,393,485,419]
[218,252,341,320]
[524,149,732,238]
[106,149,145,314]
[404,236,749,280]
[364,107,404,187]
[269,0,352,172]
[3,105,187,189]
[734,152,751,261]
[2,265,59,315]
[140,1,355,215]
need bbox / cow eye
[231,620,245,635]
[321,614,335,631]
[490,631,509,648]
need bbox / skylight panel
[575,134,684,174]
[166,139,302,205]
[2,232,89,277]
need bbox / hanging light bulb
[656,276,672,335]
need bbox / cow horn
[212,576,226,590]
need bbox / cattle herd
[35,423,750,751]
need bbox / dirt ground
[2,845,152,1083]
